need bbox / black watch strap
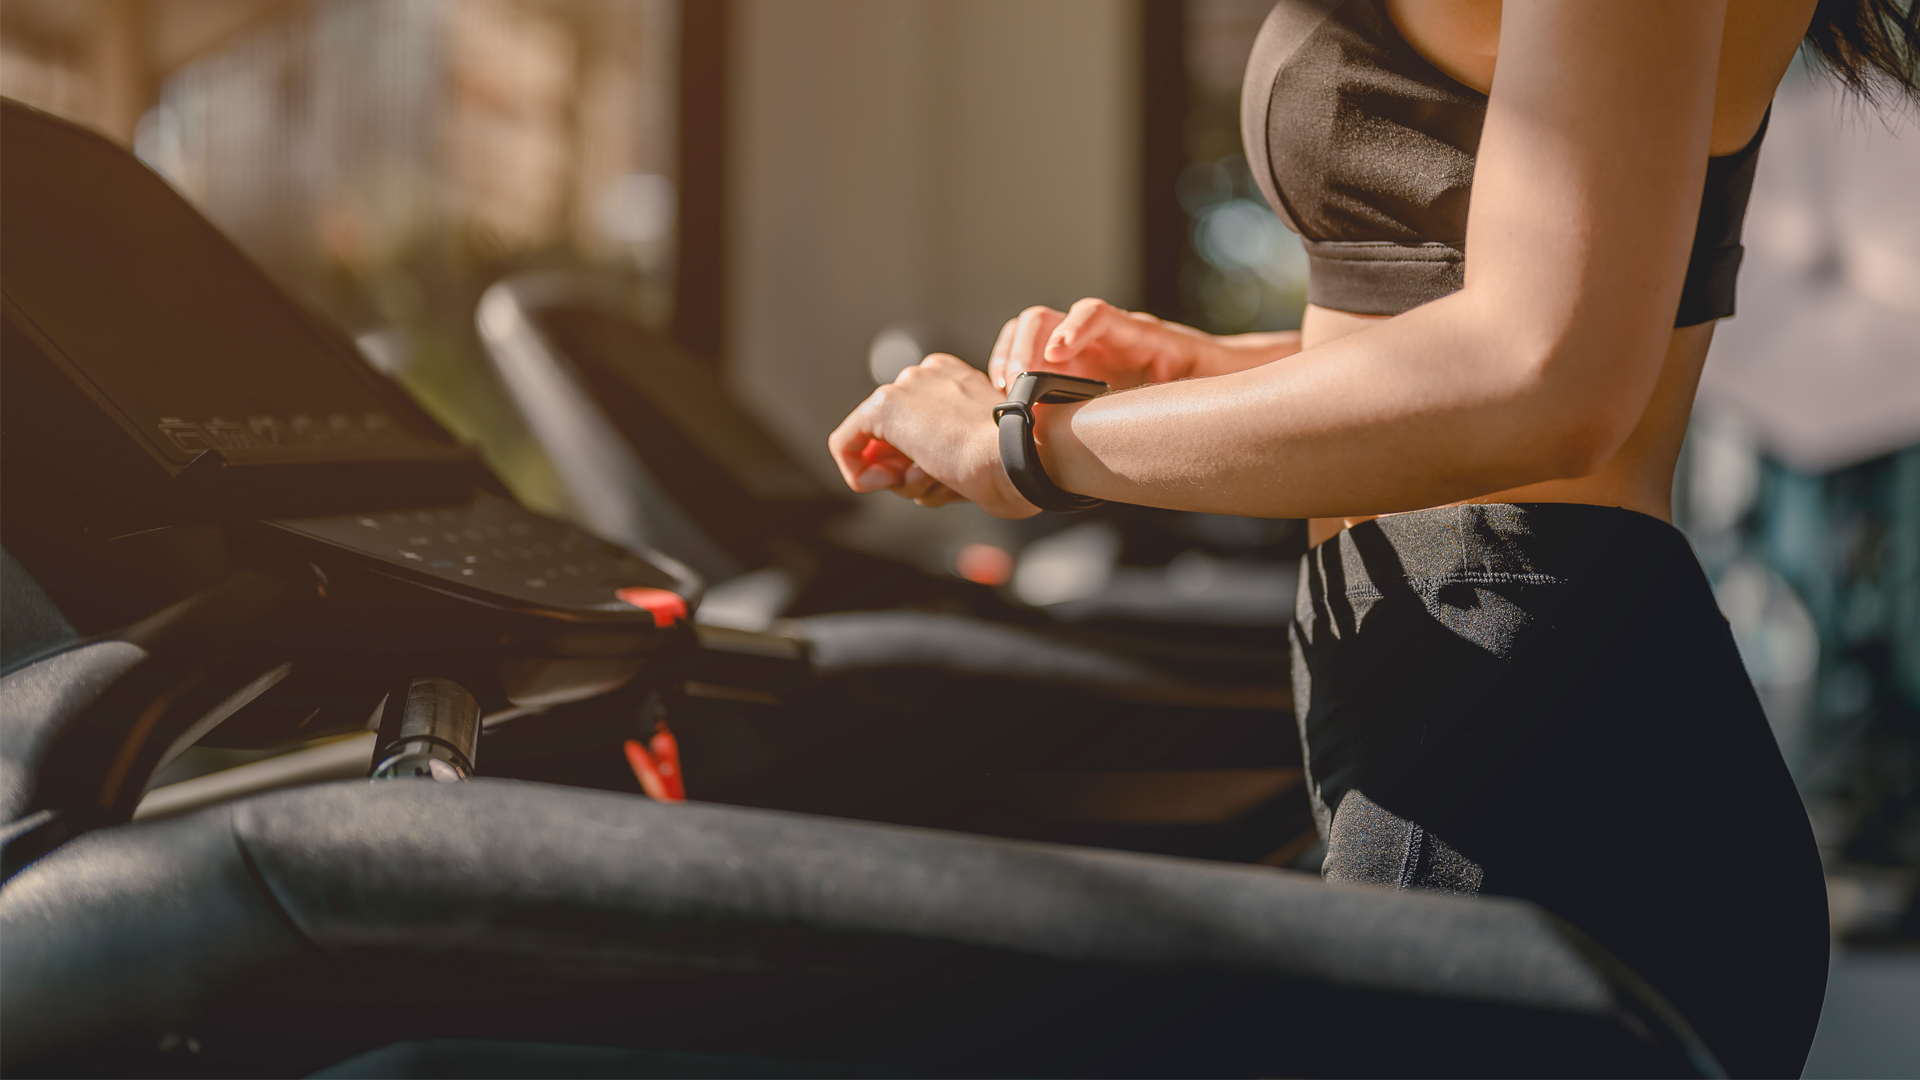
[993,372,1108,513]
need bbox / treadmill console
[275,493,684,618]
[0,102,447,480]
[0,97,699,740]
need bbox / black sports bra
[1241,0,1767,327]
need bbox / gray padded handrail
[1,778,1715,1074]
[0,642,148,823]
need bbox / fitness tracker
[993,371,1109,513]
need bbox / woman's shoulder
[1385,0,1813,153]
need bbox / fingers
[892,466,967,506]
[914,483,967,507]
[899,353,994,402]
[1045,297,1130,365]
[862,437,913,474]
[913,352,975,377]
[888,463,943,502]
[827,389,903,492]
[997,306,1064,389]
[829,354,996,501]
[987,317,1018,389]
[862,438,905,464]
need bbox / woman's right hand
[987,298,1223,391]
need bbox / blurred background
[3,1,1915,1073]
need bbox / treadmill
[0,98,1723,1078]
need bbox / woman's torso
[1282,0,1813,546]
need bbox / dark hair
[1804,0,1920,107]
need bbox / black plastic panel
[273,494,683,620]
[0,100,449,475]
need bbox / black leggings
[1292,503,1830,1078]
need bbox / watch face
[1034,373,1108,389]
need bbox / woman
[829,1,1918,1074]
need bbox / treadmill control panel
[0,103,453,475]
[273,493,690,619]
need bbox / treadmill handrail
[0,777,1721,1077]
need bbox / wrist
[978,419,1041,518]
[1029,400,1094,502]
[1227,329,1303,362]
[1166,323,1242,381]
[1180,330,1301,379]
[993,372,1104,515]
[1151,315,1214,383]
[1157,333,1204,383]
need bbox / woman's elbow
[1503,341,1652,481]
[1464,285,1671,483]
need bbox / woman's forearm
[1034,291,1659,520]
[1187,329,1304,379]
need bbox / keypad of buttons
[274,492,684,616]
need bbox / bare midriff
[1303,305,1716,549]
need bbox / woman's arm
[873,305,1300,509]
[985,300,1300,390]
[831,0,1727,519]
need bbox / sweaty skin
[827,0,1816,541]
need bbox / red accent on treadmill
[623,739,681,802]
[616,587,687,627]
[649,722,685,800]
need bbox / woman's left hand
[827,354,1041,518]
